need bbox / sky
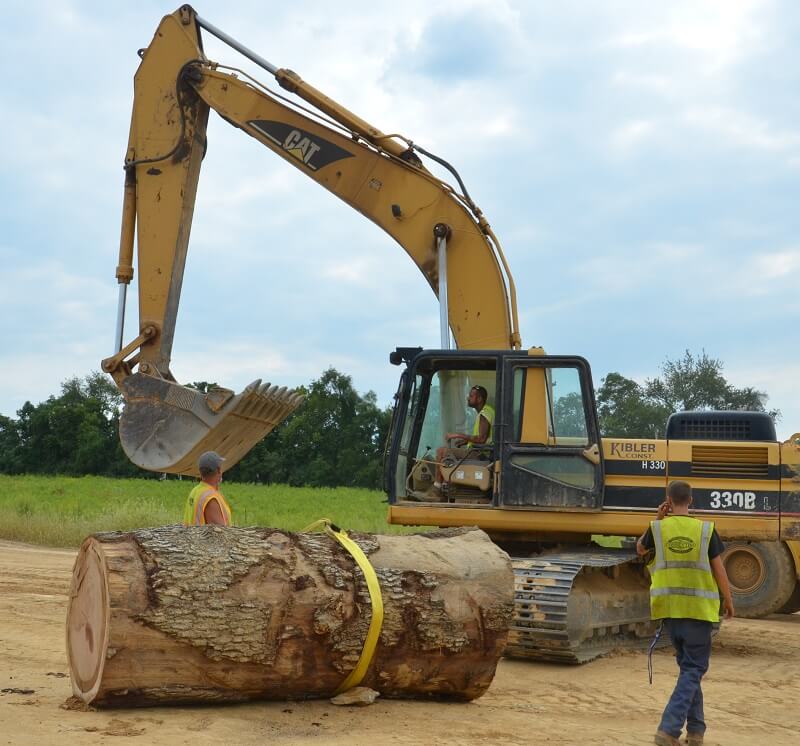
[0,0,798,439]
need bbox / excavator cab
[405,362,498,503]
[386,349,661,664]
[386,349,605,511]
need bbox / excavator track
[506,548,656,664]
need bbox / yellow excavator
[105,6,800,662]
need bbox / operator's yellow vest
[467,404,495,447]
[183,482,233,526]
[648,515,720,622]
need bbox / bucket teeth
[118,372,304,476]
[244,378,263,394]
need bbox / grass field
[0,475,418,548]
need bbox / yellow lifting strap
[303,518,384,694]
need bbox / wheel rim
[724,545,766,594]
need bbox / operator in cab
[183,450,233,526]
[434,385,495,495]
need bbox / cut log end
[66,539,110,703]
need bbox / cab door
[499,355,604,509]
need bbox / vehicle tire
[777,582,800,615]
[721,541,796,618]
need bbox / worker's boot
[685,734,704,746]
[654,731,681,746]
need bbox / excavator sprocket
[506,548,657,664]
[119,373,303,475]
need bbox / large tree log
[66,525,512,707]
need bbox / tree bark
[66,525,512,707]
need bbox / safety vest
[183,482,233,526]
[468,404,495,447]
[648,515,720,622]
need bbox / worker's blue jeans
[658,618,712,738]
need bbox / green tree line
[596,350,778,437]
[0,368,391,487]
[0,352,777,484]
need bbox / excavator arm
[103,5,520,475]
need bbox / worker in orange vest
[183,450,233,526]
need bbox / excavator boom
[105,6,520,475]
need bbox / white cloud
[611,71,675,95]
[0,261,111,321]
[319,256,384,287]
[719,248,800,297]
[573,242,700,295]
[0,354,69,413]
[609,0,767,73]
[482,112,519,139]
[683,107,800,154]
[610,119,658,150]
[753,249,800,279]
[727,362,800,440]
[171,341,298,386]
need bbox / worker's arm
[470,414,491,445]
[710,555,735,619]
[203,498,227,526]
[446,412,491,446]
[636,500,670,556]
[445,431,470,445]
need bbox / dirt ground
[0,540,798,745]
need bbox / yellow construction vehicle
[106,6,800,662]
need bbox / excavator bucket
[118,373,304,476]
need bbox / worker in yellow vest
[183,450,233,526]
[434,385,495,495]
[637,480,734,746]
[449,385,495,449]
